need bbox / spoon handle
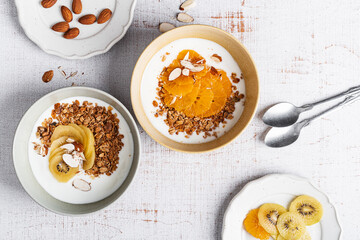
[300,85,360,111]
[301,93,360,127]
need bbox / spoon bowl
[262,102,304,127]
[264,122,305,148]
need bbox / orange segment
[163,82,194,96]
[218,70,232,98]
[183,80,214,117]
[244,209,271,240]
[164,80,201,111]
[202,72,228,117]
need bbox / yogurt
[28,97,134,204]
[141,38,246,144]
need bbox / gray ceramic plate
[12,87,141,215]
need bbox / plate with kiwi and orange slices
[222,174,341,240]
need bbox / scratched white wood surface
[1,0,360,239]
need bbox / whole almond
[64,28,80,39]
[79,14,97,25]
[41,0,57,8]
[61,6,73,22]
[97,9,112,24]
[72,0,82,14]
[51,22,70,32]
[42,70,54,83]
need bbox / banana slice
[277,212,306,240]
[258,203,287,235]
[289,195,323,226]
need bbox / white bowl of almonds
[13,87,141,215]
[15,0,137,59]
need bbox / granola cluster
[36,100,124,177]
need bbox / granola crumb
[152,101,158,107]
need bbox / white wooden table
[1,0,359,239]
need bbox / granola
[36,100,124,177]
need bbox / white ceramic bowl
[222,174,341,240]
[15,0,137,59]
[13,87,141,215]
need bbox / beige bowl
[131,25,259,153]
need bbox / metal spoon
[265,94,360,148]
[263,85,360,127]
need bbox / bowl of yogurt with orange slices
[131,25,259,152]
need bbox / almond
[72,0,82,14]
[180,0,196,11]
[61,6,73,22]
[79,14,97,25]
[42,70,54,83]
[63,28,80,39]
[168,68,182,81]
[51,22,70,32]
[177,12,194,23]
[159,22,176,33]
[72,179,91,192]
[97,9,112,24]
[210,54,222,63]
[41,0,57,8]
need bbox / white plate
[222,174,341,240]
[15,0,137,59]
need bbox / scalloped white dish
[222,174,341,240]
[15,0,137,59]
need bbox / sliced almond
[182,68,190,76]
[177,13,194,23]
[180,0,196,11]
[159,22,176,33]
[180,60,194,69]
[62,153,79,168]
[168,68,182,81]
[66,138,75,143]
[60,143,75,153]
[183,51,190,61]
[72,179,91,192]
[210,54,222,63]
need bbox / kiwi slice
[277,231,311,240]
[78,125,95,170]
[49,151,79,182]
[258,203,287,235]
[51,124,84,143]
[289,195,323,226]
[277,212,306,240]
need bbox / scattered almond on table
[177,12,194,23]
[42,70,54,83]
[159,0,196,32]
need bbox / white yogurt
[141,38,246,144]
[28,97,134,204]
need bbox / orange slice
[163,82,194,96]
[184,80,214,117]
[218,70,232,98]
[164,80,201,111]
[244,209,271,240]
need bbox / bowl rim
[131,24,259,153]
[12,86,141,215]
